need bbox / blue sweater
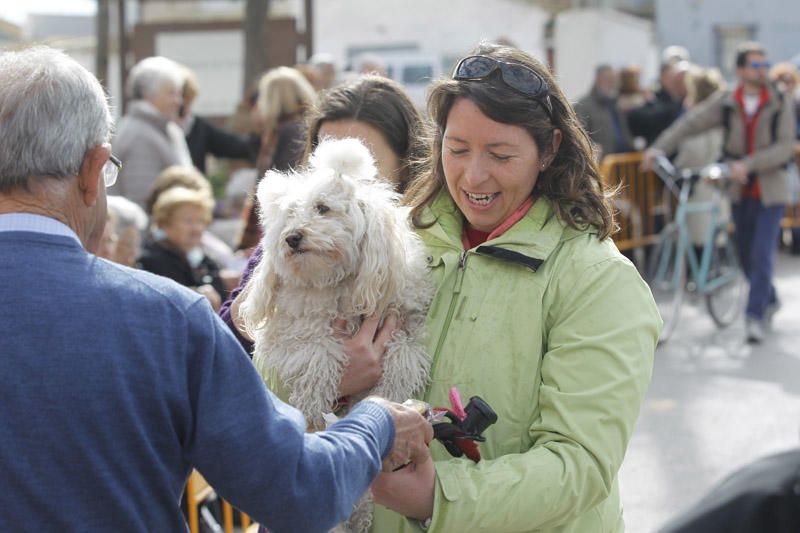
[0,231,394,532]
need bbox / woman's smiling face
[442,97,543,233]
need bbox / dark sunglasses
[749,60,771,70]
[452,55,553,119]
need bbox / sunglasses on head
[749,60,771,70]
[452,55,554,119]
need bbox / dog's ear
[238,253,280,336]
[350,192,407,316]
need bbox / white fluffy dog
[239,138,432,532]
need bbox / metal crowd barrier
[599,152,666,268]
[599,152,800,261]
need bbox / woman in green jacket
[369,43,661,532]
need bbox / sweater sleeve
[203,117,255,161]
[183,299,394,532]
[423,256,659,532]
[652,91,726,155]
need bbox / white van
[382,54,441,109]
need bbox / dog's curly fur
[239,138,433,533]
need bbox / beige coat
[652,85,797,206]
[110,101,192,207]
[674,128,730,244]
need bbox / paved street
[619,251,800,532]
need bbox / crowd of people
[574,42,799,345]
[1,33,798,532]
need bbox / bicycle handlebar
[653,155,731,183]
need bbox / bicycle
[647,156,746,344]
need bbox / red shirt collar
[734,85,770,113]
[461,196,536,249]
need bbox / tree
[243,0,270,97]
[95,0,110,87]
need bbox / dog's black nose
[285,231,303,249]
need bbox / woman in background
[138,186,226,310]
[110,56,192,207]
[237,66,318,250]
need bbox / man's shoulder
[94,257,206,313]
[1,235,207,319]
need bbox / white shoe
[765,301,781,329]
[746,318,766,344]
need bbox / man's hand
[372,457,435,521]
[640,148,664,172]
[364,396,433,473]
[334,311,399,398]
[728,160,750,185]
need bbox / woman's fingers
[374,309,399,346]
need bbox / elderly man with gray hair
[110,55,193,207]
[0,46,433,532]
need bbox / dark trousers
[731,198,784,320]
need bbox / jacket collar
[128,100,171,132]
[420,189,568,266]
[722,82,782,112]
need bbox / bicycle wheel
[705,228,745,328]
[647,224,685,343]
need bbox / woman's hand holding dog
[335,311,399,397]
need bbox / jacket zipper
[431,250,468,372]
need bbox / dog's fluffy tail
[310,137,377,181]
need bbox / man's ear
[77,144,110,207]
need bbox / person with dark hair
[0,45,434,532]
[644,41,797,343]
[618,65,646,113]
[306,74,424,193]
[370,43,660,532]
[628,58,690,146]
[179,66,255,174]
[575,64,633,158]
[220,75,424,354]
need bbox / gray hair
[126,56,184,101]
[0,46,112,192]
[107,195,148,233]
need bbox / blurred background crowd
[3,0,798,308]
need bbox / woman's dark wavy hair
[404,43,616,239]
[305,75,424,193]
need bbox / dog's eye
[315,203,330,214]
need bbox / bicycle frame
[653,178,737,294]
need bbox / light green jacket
[372,192,660,532]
